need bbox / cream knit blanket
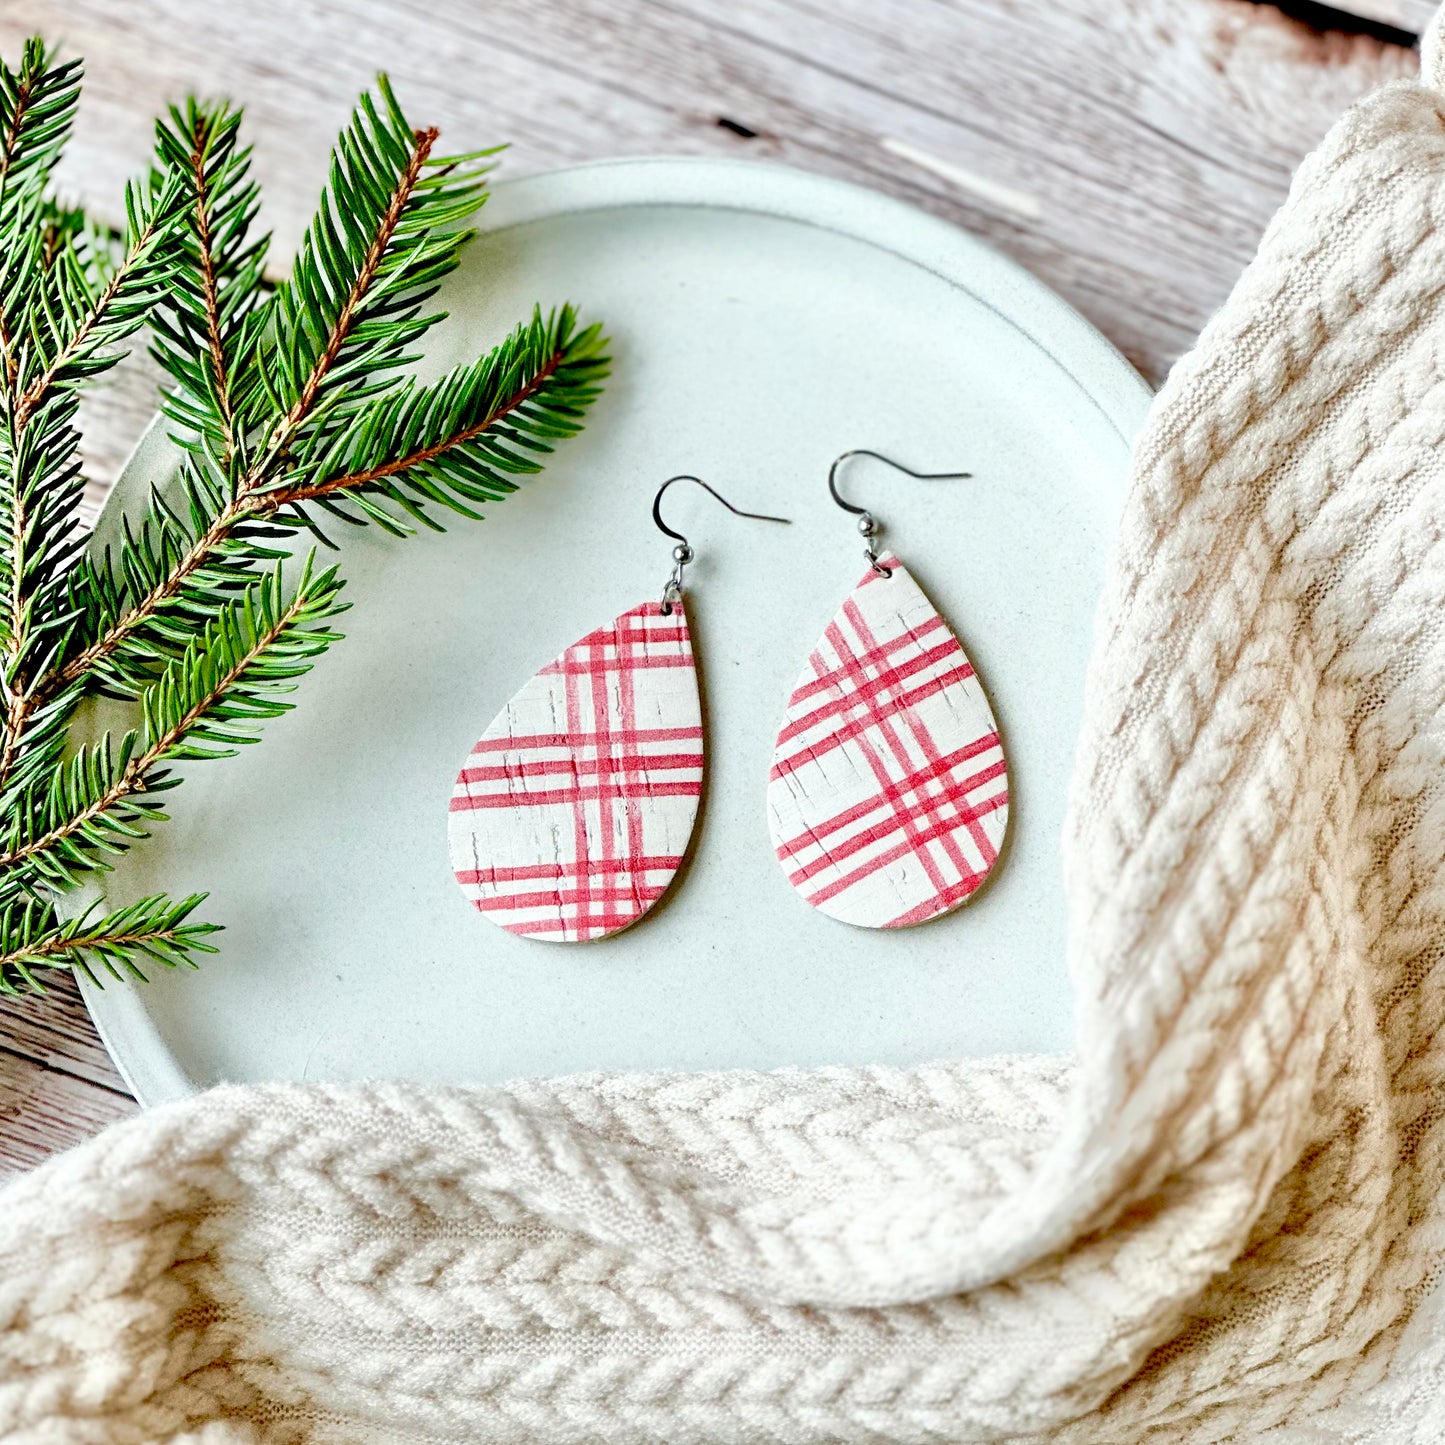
[7,26,1445,1445]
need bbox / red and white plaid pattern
[449,601,702,942]
[767,555,1009,929]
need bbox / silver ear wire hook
[827,449,972,576]
[652,475,790,612]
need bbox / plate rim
[79,153,1154,1106]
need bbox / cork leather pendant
[449,601,703,942]
[767,554,1008,928]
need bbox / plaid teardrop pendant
[767,554,1009,928]
[449,601,703,942]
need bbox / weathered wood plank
[0,971,129,1092]
[0,0,1421,1174]
[0,1050,134,1179]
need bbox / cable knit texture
[7,24,1445,1445]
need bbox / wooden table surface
[0,0,1430,1174]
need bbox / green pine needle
[266,304,607,533]
[0,891,219,993]
[0,40,608,985]
[0,555,346,899]
[245,74,498,439]
[149,98,270,461]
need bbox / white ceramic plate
[80,157,1151,1105]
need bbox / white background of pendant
[79,161,1148,1102]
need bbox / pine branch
[13,170,184,424]
[265,306,606,527]
[150,99,268,461]
[0,163,187,796]
[0,42,82,397]
[245,76,497,447]
[48,307,604,702]
[0,42,86,685]
[0,396,86,790]
[0,557,345,895]
[0,46,606,990]
[282,125,435,426]
[24,78,514,706]
[0,891,218,993]
[0,41,80,221]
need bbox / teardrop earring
[767,450,1010,929]
[450,476,789,942]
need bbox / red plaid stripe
[449,601,702,941]
[767,555,1009,929]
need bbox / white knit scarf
[7,20,1445,1445]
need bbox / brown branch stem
[283,125,436,432]
[263,348,562,507]
[0,67,34,195]
[13,223,155,430]
[190,117,235,456]
[0,693,29,789]
[0,313,15,397]
[3,924,192,967]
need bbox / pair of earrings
[447,451,1010,941]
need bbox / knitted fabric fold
[7,23,1445,1445]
